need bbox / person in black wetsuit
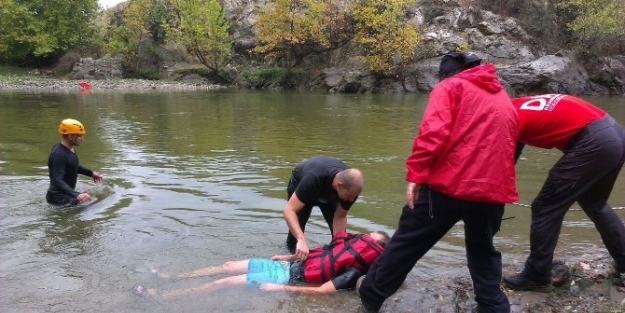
[283,156,364,260]
[46,118,103,206]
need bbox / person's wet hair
[373,231,391,247]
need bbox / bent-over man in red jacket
[503,94,625,291]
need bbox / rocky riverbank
[381,255,625,313]
[0,77,226,92]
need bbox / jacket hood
[453,64,503,93]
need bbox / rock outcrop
[82,0,625,96]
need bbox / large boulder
[497,53,593,96]
[584,56,625,96]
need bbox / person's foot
[356,275,365,298]
[151,268,171,280]
[356,276,380,313]
[132,284,157,298]
[502,273,551,293]
[360,302,379,313]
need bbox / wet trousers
[523,115,625,282]
[358,185,509,313]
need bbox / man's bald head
[337,168,364,194]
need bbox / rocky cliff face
[74,0,625,96]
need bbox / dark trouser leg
[525,121,625,280]
[359,186,460,311]
[285,192,314,253]
[463,204,509,313]
[577,124,625,272]
[524,177,574,283]
[319,202,336,237]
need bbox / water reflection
[39,206,99,256]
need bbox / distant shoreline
[0,77,226,92]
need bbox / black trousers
[285,176,336,253]
[359,185,509,313]
[523,115,625,281]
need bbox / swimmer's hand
[92,171,104,184]
[271,254,298,262]
[77,193,92,203]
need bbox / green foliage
[0,0,99,66]
[0,66,30,82]
[351,0,421,75]
[456,42,470,52]
[173,64,211,77]
[105,0,153,71]
[254,0,351,67]
[170,0,232,73]
[558,0,625,56]
[241,67,290,85]
[137,67,160,80]
[148,1,171,44]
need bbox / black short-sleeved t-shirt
[287,156,356,210]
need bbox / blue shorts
[246,259,291,287]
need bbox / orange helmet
[58,118,86,135]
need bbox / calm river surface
[1,90,623,312]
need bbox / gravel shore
[0,78,226,91]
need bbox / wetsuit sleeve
[330,267,364,290]
[406,85,453,184]
[49,151,80,198]
[78,165,93,177]
[514,142,526,164]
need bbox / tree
[351,0,421,75]
[558,0,625,56]
[106,0,153,71]
[254,0,351,67]
[0,0,99,66]
[170,0,232,73]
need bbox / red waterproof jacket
[406,64,519,204]
[512,94,606,150]
[303,231,384,284]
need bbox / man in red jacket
[503,94,625,291]
[358,52,519,313]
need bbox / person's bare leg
[176,259,250,279]
[161,274,248,298]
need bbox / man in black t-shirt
[283,156,364,259]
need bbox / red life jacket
[303,231,384,284]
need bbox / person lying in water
[134,230,390,297]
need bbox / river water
[0,90,623,312]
